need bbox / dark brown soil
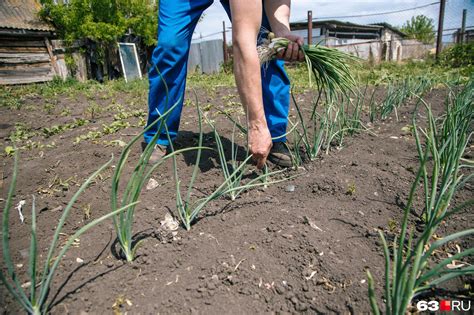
[0,85,472,314]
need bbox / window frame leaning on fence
[117,42,143,83]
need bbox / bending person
[144,0,303,168]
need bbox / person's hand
[248,120,272,169]
[276,33,305,62]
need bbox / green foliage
[220,58,234,74]
[355,60,468,86]
[206,116,289,202]
[102,120,130,135]
[110,100,204,261]
[64,53,78,74]
[40,0,158,45]
[42,118,90,138]
[187,71,236,90]
[379,75,434,120]
[440,43,474,68]
[288,87,364,165]
[9,124,37,142]
[368,80,474,314]
[4,146,16,156]
[400,15,435,44]
[1,152,133,314]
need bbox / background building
[290,20,434,63]
[0,0,58,85]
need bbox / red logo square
[440,300,451,312]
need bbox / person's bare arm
[230,0,303,169]
[230,0,271,169]
[264,0,304,61]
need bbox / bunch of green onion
[258,33,359,98]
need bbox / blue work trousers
[145,0,291,145]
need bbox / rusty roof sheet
[291,19,383,32]
[0,0,55,32]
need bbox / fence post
[222,21,228,63]
[325,29,330,47]
[199,33,204,74]
[435,0,446,60]
[460,9,467,44]
[307,11,313,45]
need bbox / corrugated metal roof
[291,20,383,32]
[370,23,406,37]
[0,0,55,32]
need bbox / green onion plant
[219,110,300,168]
[110,100,206,261]
[379,76,434,121]
[110,64,210,261]
[367,85,379,123]
[367,79,473,314]
[1,153,134,315]
[167,103,242,230]
[169,103,295,230]
[207,117,288,201]
[290,87,364,161]
[287,119,305,167]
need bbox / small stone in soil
[207,282,216,290]
[296,302,309,311]
[275,284,285,294]
[19,248,29,259]
[146,178,159,190]
[285,185,295,192]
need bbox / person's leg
[220,0,291,143]
[145,0,213,146]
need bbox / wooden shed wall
[0,36,55,85]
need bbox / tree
[39,0,158,46]
[401,15,436,44]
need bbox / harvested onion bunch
[258,33,359,98]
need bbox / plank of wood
[0,69,53,77]
[0,74,55,85]
[0,70,55,80]
[0,66,54,77]
[0,53,50,64]
[0,61,52,71]
[44,38,60,76]
[0,70,52,77]
[55,58,69,78]
[0,46,47,53]
[0,40,46,48]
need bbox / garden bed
[0,79,472,314]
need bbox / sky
[193,0,474,42]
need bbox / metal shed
[290,20,386,46]
[289,19,431,63]
[0,0,57,85]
